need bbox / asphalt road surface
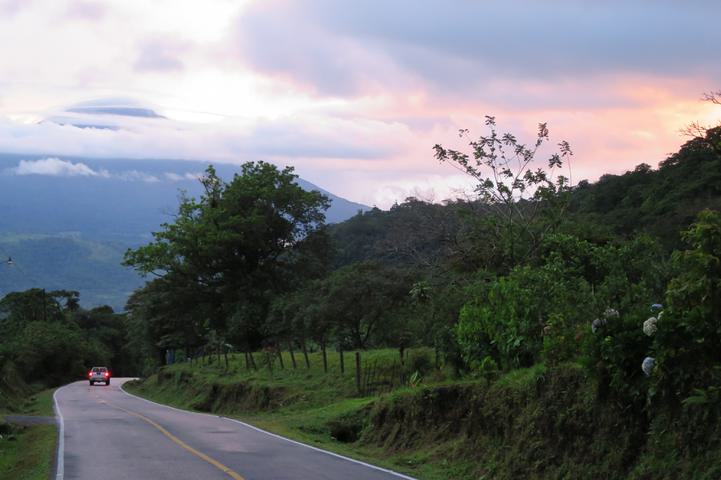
[53,378,414,480]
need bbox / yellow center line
[100,400,244,480]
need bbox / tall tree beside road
[124,162,330,358]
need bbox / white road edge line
[119,380,416,480]
[52,384,68,480]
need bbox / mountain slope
[0,154,368,309]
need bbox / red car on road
[88,366,111,386]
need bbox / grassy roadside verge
[0,424,56,480]
[126,355,721,480]
[0,388,58,480]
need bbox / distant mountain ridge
[0,154,368,239]
[0,153,369,310]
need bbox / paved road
[54,378,413,480]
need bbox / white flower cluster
[591,307,619,333]
[642,357,655,377]
[643,317,658,336]
[640,304,663,376]
[604,308,619,319]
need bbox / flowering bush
[651,210,721,405]
[643,317,658,336]
[457,259,592,371]
[642,356,655,377]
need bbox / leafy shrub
[458,253,593,370]
[406,350,433,376]
[541,313,579,366]
[651,210,721,406]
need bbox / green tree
[124,162,330,353]
[434,117,573,270]
[653,209,721,405]
[322,263,411,349]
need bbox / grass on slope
[0,387,56,417]
[0,424,56,480]
[0,387,57,480]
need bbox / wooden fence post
[266,351,273,379]
[277,349,285,369]
[302,341,310,369]
[339,348,345,374]
[289,344,297,369]
[322,344,328,373]
[355,351,361,394]
[249,351,257,370]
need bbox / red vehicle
[88,366,111,386]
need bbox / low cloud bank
[6,158,202,184]
[13,157,110,177]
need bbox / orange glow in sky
[0,0,718,207]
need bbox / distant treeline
[0,288,139,391]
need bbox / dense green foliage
[0,289,138,388]
[127,112,721,476]
[123,162,331,372]
[3,98,719,477]
[569,126,721,247]
[0,234,143,311]
[120,119,721,385]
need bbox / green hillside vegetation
[0,286,142,478]
[329,127,721,272]
[0,233,143,310]
[569,125,721,247]
[0,416,55,480]
[0,288,141,391]
[2,95,720,478]
[121,104,721,478]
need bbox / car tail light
[104,372,109,377]
[88,371,93,377]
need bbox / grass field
[0,424,56,480]
[0,387,57,480]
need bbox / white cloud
[0,108,407,163]
[116,170,160,183]
[9,158,160,183]
[164,171,202,181]
[13,157,109,177]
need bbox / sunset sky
[0,0,719,207]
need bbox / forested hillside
[0,156,368,310]
[0,234,142,310]
[113,113,721,376]
[119,106,721,478]
[3,98,721,478]
[0,288,138,413]
[329,126,721,271]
